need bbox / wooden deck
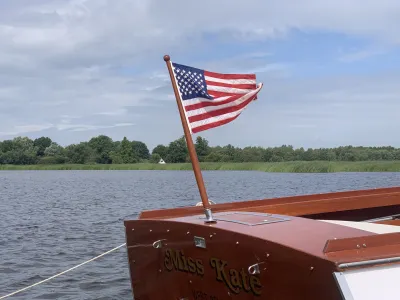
[139,186,400,224]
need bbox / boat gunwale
[138,186,400,220]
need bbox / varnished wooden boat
[138,186,400,225]
[123,55,400,299]
[124,187,400,300]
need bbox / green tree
[2,133,400,165]
[240,147,264,162]
[109,152,124,164]
[0,140,14,153]
[131,141,150,160]
[262,148,274,162]
[152,144,168,159]
[204,151,223,162]
[34,137,52,156]
[302,148,316,161]
[218,144,236,162]
[394,150,400,160]
[119,137,138,163]
[195,136,211,161]
[88,135,115,164]
[8,137,38,165]
[44,142,64,157]
[166,136,188,163]
[150,153,162,163]
[65,142,95,164]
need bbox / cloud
[0,0,399,149]
[0,121,135,137]
[0,124,54,136]
[2,1,399,70]
[248,71,400,147]
[94,109,128,116]
[55,122,135,132]
[338,48,387,62]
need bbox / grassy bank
[0,161,400,172]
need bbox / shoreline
[0,161,399,172]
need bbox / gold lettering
[210,258,226,281]
[164,249,173,271]
[210,258,240,294]
[240,268,251,292]
[164,250,262,296]
[210,259,262,296]
[163,249,204,277]
[250,276,262,296]
[170,249,184,271]
[196,259,204,276]
[187,257,196,273]
[181,252,189,272]
[229,269,242,289]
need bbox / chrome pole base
[204,208,217,224]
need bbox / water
[0,170,399,299]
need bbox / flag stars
[172,64,213,100]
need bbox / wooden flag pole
[163,55,215,222]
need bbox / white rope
[0,243,126,299]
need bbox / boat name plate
[163,248,263,296]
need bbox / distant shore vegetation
[1,161,400,173]
[0,135,400,170]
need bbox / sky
[0,0,399,151]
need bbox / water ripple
[0,170,399,299]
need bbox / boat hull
[124,187,400,299]
[125,218,359,300]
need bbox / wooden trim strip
[139,187,400,220]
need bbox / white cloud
[338,48,387,62]
[0,0,399,147]
[94,109,127,116]
[0,121,135,137]
[56,122,135,132]
[2,0,399,70]
[0,124,54,136]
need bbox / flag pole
[163,55,215,223]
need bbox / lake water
[1,170,399,299]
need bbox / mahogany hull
[124,211,400,300]
[125,220,344,300]
[125,187,400,299]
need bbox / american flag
[170,62,263,134]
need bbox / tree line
[0,135,399,165]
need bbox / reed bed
[1,161,399,172]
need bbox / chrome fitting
[204,208,217,224]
